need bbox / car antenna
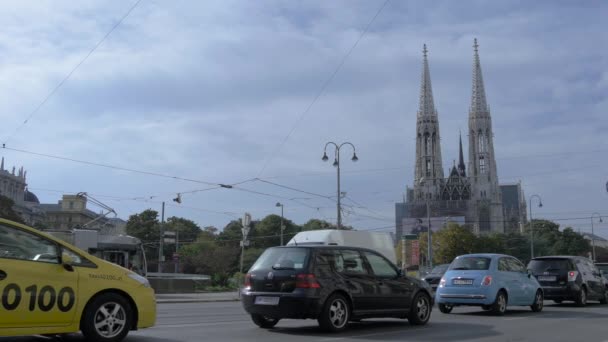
[292,236,298,246]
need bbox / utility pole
[240,213,251,275]
[174,229,180,273]
[158,201,165,273]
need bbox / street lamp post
[276,202,285,245]
[419,178,433,271]
[529,194,543,259]
[322,142,358,230]
[591,212,603,262]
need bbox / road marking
[504,317,525,321]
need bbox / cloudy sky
[0,0,606,238]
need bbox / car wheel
[318,293,350,332]
[531,290,543,312]
[408,292,432,325]
[553,300,562,304]
[251,314,279,328]
[490,291,507,316]
[575,288,587,307]
[599,290,608,305]
[438,303,453,314]
[81,293,132,342]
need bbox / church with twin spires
[395,39,527,239]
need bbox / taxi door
[0,224,79,328]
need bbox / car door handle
[0,270,6,281]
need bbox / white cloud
[0,0,606,237]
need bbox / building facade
[395,40,527,240]
[0,157,45,225]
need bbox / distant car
[423,264,450,291]
[595,263,608,288]
[241,245,434,332]
[435,254,544,315]
[0,218,156,341]
[528,256,607,306]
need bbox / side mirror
[527,269,532,278]
[397,269,404,277]
[61,251,75,271]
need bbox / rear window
[595,264,608,274]
[249,247,309,272]
[449,257,491,271]
[528,259,573,273]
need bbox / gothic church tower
[414,45,444,200]
[467,39,504,233]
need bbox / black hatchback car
[241,245,434,332]
[528,256,608,306]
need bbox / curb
[156,298,241,304]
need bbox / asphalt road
[2,301,608,342]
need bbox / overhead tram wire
[254,178,335,201]
[2,0,143,145]
[2,146,234,187]
[255,0,391,178]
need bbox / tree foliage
[0,195,25,224]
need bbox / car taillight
[439,278,446,288]
[296,274,321,289]
[244,273,252,289]
[568,271,578,282]
[482,275,492,286]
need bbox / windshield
[449,257,491,271]
[528,259,573,273]
[249,247,309,272]
[430,264,449,274]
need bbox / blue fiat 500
[435,254,544,315]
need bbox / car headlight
[128,272,151,288]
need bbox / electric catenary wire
[255,0,391,177]
[2,0,143,145]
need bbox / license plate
[255,296,280,306]
[537,276,556,282]
[453,279,473,285]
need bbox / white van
[286,230,396,265]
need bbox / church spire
[458,131,466,176]
[413,44,444,197]
[418,44,436,118]
[471,38,489,115]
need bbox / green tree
[502,232,530,262]
[217,220,243,246]
[0,195,25,224]
[474,233,505,254]
[165,217,201,244]
[125,209,161,261]
[180,239,239,286]
[252,214,299,248]
[551,227,590,256]
[431,224,477,264]
[301,219,334,231]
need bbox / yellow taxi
[0,218,156,342]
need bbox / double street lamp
[591,212,603,262]
[322,142,358,230]
[276,202,285,246]
[529,194,543,259]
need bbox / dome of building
[24,189,40,204]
